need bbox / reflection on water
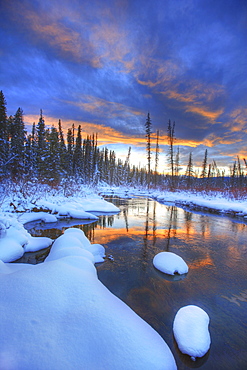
[20,197,247,369]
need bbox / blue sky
[1,0,247,173]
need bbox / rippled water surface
[23,197,247,369]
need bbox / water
[21,197,247,369]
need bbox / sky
[0,0,247,174]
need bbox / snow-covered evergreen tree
[0,91,9,177]
[9,108,25,179]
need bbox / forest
[1,90,247,198]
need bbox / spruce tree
[67,127,74,176]
[58,119,68,175]
[0,91,8,177]
[167,119,175,188]
[185,152,194,187]
[201,149,208,178]
[73,125,83,178]
[154,130,159,186]
[36,110,48,179]
[46,126,61,184]
[9,107,25,179]
[145,113,152,187]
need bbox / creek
[18,197,247,370]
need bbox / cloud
[64,95,143,119]
[225,107,247,132]
[185,106,224,122]
[24,114,147,147]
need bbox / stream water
[20,197,247,370]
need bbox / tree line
[1,90,246,195]
[145,112,247,196]
[0,91,164,188]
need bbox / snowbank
[173,305,211,360]
[36,197,119,217]
[18,211,58,224]
[98,185,247,219]
[0,229,177,370]
[153,252,188,275]
[0,213,53,262]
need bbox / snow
[153,252,188,275]
[3,183,247,368]
[18,211,58,224]
[35,197,118,218]
[0,229,177,369]
[46,228,106,264]
[0,212,53,262]
[24,236,53,253]
[99,185,247,218]
[0,194,120,263]
[173,305,211,360]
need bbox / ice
[153,252,188,275]
[0,234,177,369]
[173,305,211,359]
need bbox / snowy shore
[99,185,247,219]
[1,183,245,368]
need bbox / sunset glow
[1,0,247,172]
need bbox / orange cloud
[9,0,135,71]
[185,105,224,121]
[64,95,143,118]
[136,58,181,89]
[24,114,146,147]
[224,107,247,132]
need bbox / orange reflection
[188,254,214,270]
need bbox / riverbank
[99,185,247,220]
[2,183,247,220]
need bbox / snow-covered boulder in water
[153,251,188,275]
[173,305,211,360]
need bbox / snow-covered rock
[173,305,211,359]
[0,241,177,369]
[153,252,188,275]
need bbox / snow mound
[24,236,53,253]
[45,228,105,264]
[36,197,119,219]
[0,242,177,369]
[18,212,57,225]
[82,198,120,213]
[173,305,211,359]
[153,252,188,275]
[59,208,98,220]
